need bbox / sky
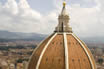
[0,0,104,37]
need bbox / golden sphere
[63,1,66,7]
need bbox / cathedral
[27,1,96,69]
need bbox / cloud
[69,0,104,37]
[0,0,104,37]
[4,0,18,15]
[0,0,43,33]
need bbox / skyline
[0,0,104,37]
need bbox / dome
[27,1,96,69]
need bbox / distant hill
[0,30,47,41]
[81,36,104,44]
[0,30,104,44]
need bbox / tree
[98,58,103,65]
[0,67,2,69]
[16,59,23,63]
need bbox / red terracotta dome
[27,1,96,69]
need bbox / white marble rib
[57,32,72,35]
[63,33,69,69]
[27,33,54,69]
[36,33,57,69]
[72,33,94,69]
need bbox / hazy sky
[0,0,104,37]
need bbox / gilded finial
[63,1,66,7]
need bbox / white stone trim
[27,33,54,69]
[63,33,69,69]
[72,33,94,69]
[57,32,72,35]
[36,33,57,69]
[66,32,73,34]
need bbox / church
[27,1,96,69]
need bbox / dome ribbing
[27,1,96,69]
